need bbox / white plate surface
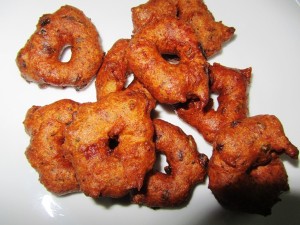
[1,0,300,225]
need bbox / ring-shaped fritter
[24,99,80,195]
[176,63,251,143]
[208,115,299,215]
[132,119,208,208]
[127,17,209,104]
[62,88,156,198]
[16,5,104,89]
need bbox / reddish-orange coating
[208,115,299,215]
[62,88,156,198]
[127,17,209,104]
[16,5,104,89]
[24,99,80,195]
[177,0,235,58]
[95,38,155,107]
[131,0,177,33]
[95,39,131,101]
[132,119,208,208]
[176,63,251,143]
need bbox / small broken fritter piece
[16,5,104,89]
[176,63,251,144]
[63,88,156,198]
[127,17,209,104]
[208,115,299,215]
[95,39,131,101]
[131,0,177,33]
[132,119,208,208]
[24,99,80,195]
[177,0,235,58]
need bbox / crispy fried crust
[132,119,208,208]
[95,38,155,106]
[131,0,235,58]
[24,99,80,195]
[176,63,251,143]
[177,0,235,58]
[208,115,299,215]
[128,17,209,104]
[16,5,104,89]
[131,0,177,33]
[95,39,131,101]
[62,89,156,198]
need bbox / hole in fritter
[211,93,219,111]
[153,152,170,174]
[162,53,180,65]
[108,135,119,153]
[59,45,72,62]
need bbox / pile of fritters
[18,0,298,215]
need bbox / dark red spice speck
[81,143,99,160]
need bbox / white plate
[1,0,299,224]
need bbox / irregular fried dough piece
[177,0,235,58]
[95,39,131,101]
[132,119,208,208]
[63,88,156,198]
[128,17,209,104]
[16,5,104,89]
[95,38,155,107]
[24,99,80,195]
[176,63,251,143]
[131,0,177,33]
[208,115,299,215]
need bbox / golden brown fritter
[24,99,80,195]
[16,5,104,89]
[127,17,209,104]
[131,0,177,33]
[132,119,208,208]
[176,63,251,143]
[94,38,156,107]
[208,115,299,215]
[177,0,235,58]
[62,88,156,198]
[95,39,131,101]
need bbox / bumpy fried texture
[95,39,131,101]
[127,17,209,104]
[94,38,155,106]
[131,0,177,33]
[208,115,299,215]
[177,0,235,58]
[63,88,156,198]
[132,119,208,208]
[16,5,104,89]
[176,63,251,143]
[127,79,157,108]
[24,99,80,195]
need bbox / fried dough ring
[63,88,155,198]
[132,119,208,208]
[176,63,251,143]
[208,115,299,215]
[131,0,177,33]
[24,99,80,195]
[16,5,104,89]
[128,17,209,104]
[177,0,235,58]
